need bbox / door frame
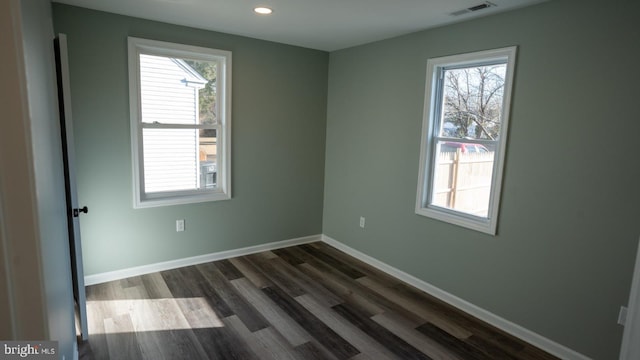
[54,33,89,341]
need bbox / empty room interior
[2,0,640,359]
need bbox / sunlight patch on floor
[87,297,225,334]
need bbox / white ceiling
[52,0,548,51]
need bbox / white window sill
[415,206,496,235]
[135,191,230,209]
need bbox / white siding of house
[140,54,199,124]
[143,128,198,192]
[139,54,201,193]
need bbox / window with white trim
[416,47,517,234]
[128,37,231,208]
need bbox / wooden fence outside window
[432,151,495,217]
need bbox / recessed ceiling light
[254,7,273,15]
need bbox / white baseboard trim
[620,237,640,360]
[83,232,589,359]
[84,234,321,286]
[321,235,591,360]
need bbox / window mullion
[433,137,497,146]
[141,123,216,129]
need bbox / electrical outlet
[618,306,628,326]
[359,216,365,228]
[176,219,185,232]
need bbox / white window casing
[128,37,232,208]
[415,47,517,235]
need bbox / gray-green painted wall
[52,4,328,276]
[53,0,640,358]
[323,0,639,358]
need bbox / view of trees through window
[431,63,507,217]
[184,59,217,137]
[183,59,218,190]
[440,64,506,141]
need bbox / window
[128,37,231,208]
[416,47,517,234]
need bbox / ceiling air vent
[451,1,496,16]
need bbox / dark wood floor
[79,242,558,360]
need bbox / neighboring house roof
[172,58,208,89]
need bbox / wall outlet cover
[619,306,628,326]
[176,219,185,232]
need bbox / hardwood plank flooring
[79,242,559,360]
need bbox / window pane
[143,128,197,193]
[139,54,217,125]
[143,128,219,193]
[439,64,506,140]
[198,129,217,189]
[431,140,495,217]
